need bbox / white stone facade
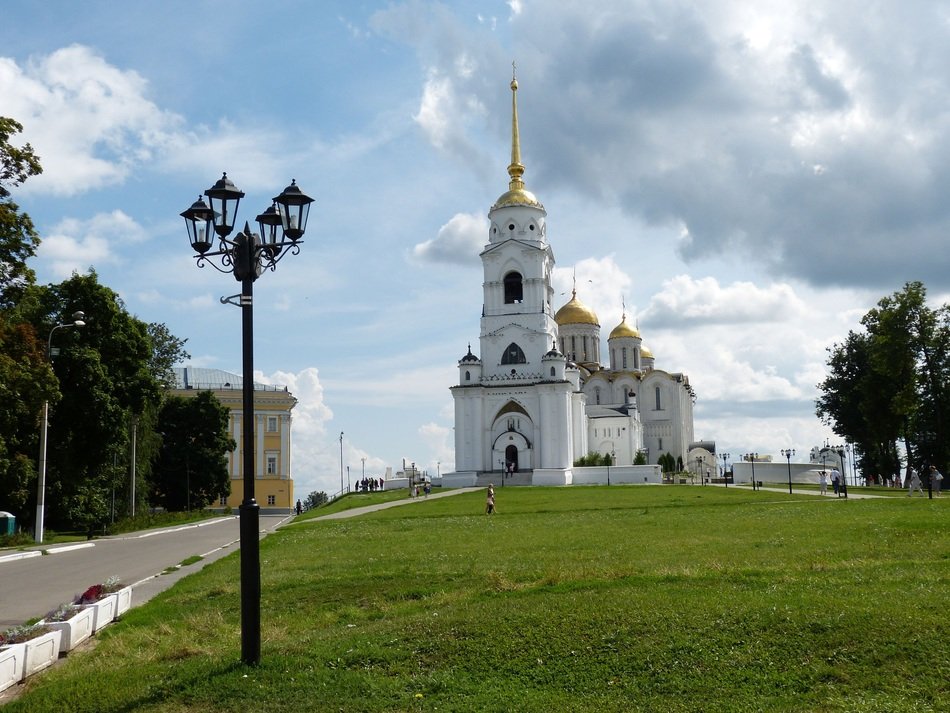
[450,77,695,482]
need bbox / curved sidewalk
[286,487,482,523]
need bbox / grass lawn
[6,487,948,712]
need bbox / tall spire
[507,61,526,192]
[491,63,544,212]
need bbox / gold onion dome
[609,315,640,340]
[641,345,655,359]
[555,291,600,326]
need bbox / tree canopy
[153,391,235,511]
[817,281,950,479]
[0,117,42,309]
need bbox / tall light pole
[781,448,796,494]
[35,310,85,543]
[743,452,758,491]
[181,173,314,666]
[339,431,344,496]
[720,452,731,487]
[361,456,366,490]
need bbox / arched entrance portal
[505,444,519,472]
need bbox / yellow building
[171,367,296,512]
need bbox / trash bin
[757,481,763,488]
[0,511,15,536]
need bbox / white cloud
[0,46,181,196]
[642,275,807,328]
[254,367,337,498]
[412,212,486,264]
[418,421,454,473]
[38,210,145,278]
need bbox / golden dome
[492,187,544,211]
[555,291,599,326]
[640,345,655,359]
[609,316,640,340]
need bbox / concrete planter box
[0,643,25,692]
[113,586,133,619]
[23,629,62,678]
[85,594,117,632]
[42,606,96,653]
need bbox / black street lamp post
[35,311,86,543]
[781,448,795,494]
[744,453,758,491]
[831,443,847,499]
[720,452,730,487]
[181,173,314,666]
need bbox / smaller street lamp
[35,310,86,543]
[829,443,847,499]
[781,448,796,494]
[743,452,758,491]
[720,452,731,487]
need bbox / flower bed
[0,624,62,688]
[0,643,24,693]
[40,603,96,653]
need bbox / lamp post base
[238,499,261,665]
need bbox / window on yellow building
[267,495,276,505]
[267,416,278,432]
[266,454,278,475]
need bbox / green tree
[303,491,328,510]
[0,315,58,515]
[0,117,42,309]
[633,450,647,465]
[146,322,189,389]
[20,272,179,529]
[817,282,950,478]
[153,392,234,511]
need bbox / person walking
[818,470,828,495]
[831,468,840,496]
[906,466,924,496]
[929,465,943,496]
[485,484,495,515]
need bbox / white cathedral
[447,75,695,486]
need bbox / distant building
[170,367,296,511]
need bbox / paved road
[0,514,289,629]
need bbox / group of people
[817,467,845,495]
[410,482,432,498]
[903,465,943,497]
[357,477,385,493]
[798,462,944,498]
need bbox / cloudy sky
[4,0,948,497]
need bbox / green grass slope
[6,487,948,712]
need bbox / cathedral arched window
[550,366,555,377]
[595,387,601,405]
[503,272,523,304]
[501,342,527,365]
[465,370,471,382]
[655,386,662,411]
[622,347,627,369]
